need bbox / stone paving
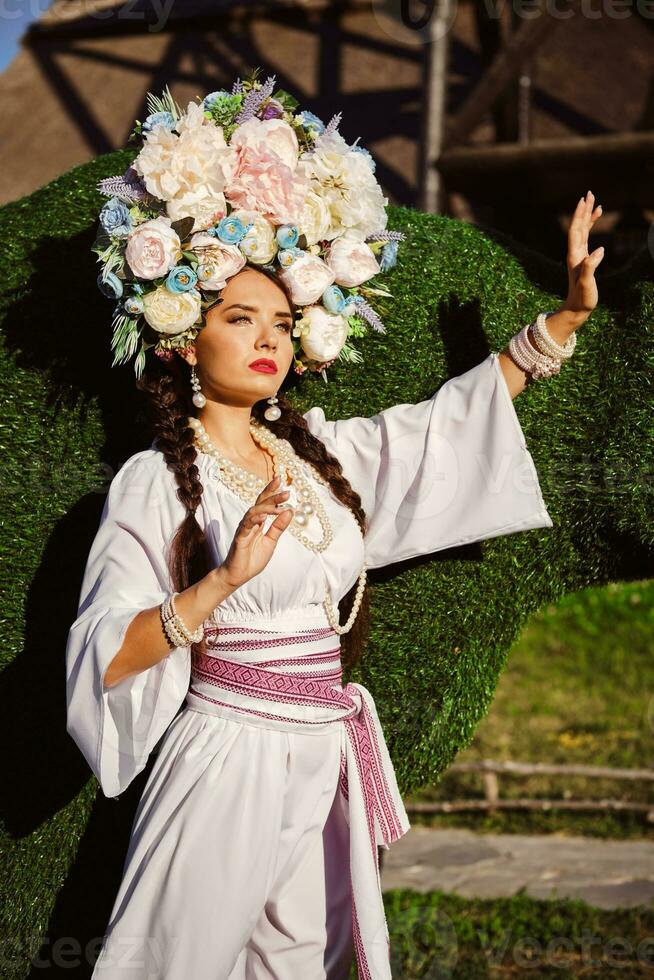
[381,826,654,909]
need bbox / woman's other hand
[219,475,295,590]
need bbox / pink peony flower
[230,117,299,170]
[225,145,309,226]
[279,252,335,306]
[189,232,246,289]
[125,216,182,280]
[325,235,380,287]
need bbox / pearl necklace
[187,415,367,635]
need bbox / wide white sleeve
[303,352,553,570]
[65,451,191,799]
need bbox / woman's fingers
[568,191,603,269]
[261,474,281,492]
[257,505,295,542]
[256,474,294,506]
[242,507,287,531]
[241,497,294,530]
[237,501,294,548]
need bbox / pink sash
[184,608,411,980]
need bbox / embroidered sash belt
[184,611,410,980]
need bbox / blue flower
[201,90,231,111]
[166,265,198,293]
[124,295,144,316]
[215,215,250,244]
[142,111,176,136]
[276,225,299,249]
[99,197,133,238]
[97,271,123,299]
[379,240,399,272]
[299,111,325,136]
[322,285,347,313]
[351,145,376,172]
[278,247,303,268]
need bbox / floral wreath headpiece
[93,69,406,381]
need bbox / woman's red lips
[249,359,278,373]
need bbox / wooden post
[418,0,454,214]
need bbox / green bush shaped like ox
[0,148,652,977]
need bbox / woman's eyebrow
[223,303,293,318]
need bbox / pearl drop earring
[190,365,206,408]
[264,392,281,421]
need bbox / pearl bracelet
[532,311,577,360]
[160,592,204,648]
[508,323,562,380]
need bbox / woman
[65,75,603,979]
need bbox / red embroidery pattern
[339,748,349,801]
[205,624,336,653]
[187,689,339,727]
[352,895,372,980]
[254,650,341,668]
[193,653,352,711]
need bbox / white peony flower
[142,284,202,335]
[297,131,388,241]
[297,190,331,246]
[279,252,335,306]
[325,235,380,287]
[230,116,299,170]
[125,216,182,280]
[229,208,278,265]
[297,305,349,362]
[189,232,246,289]
[166,187,227,233]
[133,100,236,202]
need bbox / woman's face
[185,267,294,406]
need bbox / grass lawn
[406,579,654,840]
[376,889,654,979]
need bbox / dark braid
[135,269,370,672]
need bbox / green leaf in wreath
[273,88,299,111]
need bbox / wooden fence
[403,759,654,822]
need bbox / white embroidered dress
[65,352,552,979]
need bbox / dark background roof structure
[1,0,653,268]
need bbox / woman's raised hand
[563,190,604,320]
[219,475,295,590]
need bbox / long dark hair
[135,267,370,671]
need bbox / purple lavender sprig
[364,229,406,243]
[234,74,276,125]
[96,173,150,202]
[322,112,342,138]
[231,77,243,95]
[351,296,387,334]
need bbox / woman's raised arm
[303,351,553,573]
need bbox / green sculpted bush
[0,151,652,976]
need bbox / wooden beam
[443,0,582,150]
[450,759,654,781]
[436,131,654,209]
[405,799,654,816]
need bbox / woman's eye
[229,316,290,333]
